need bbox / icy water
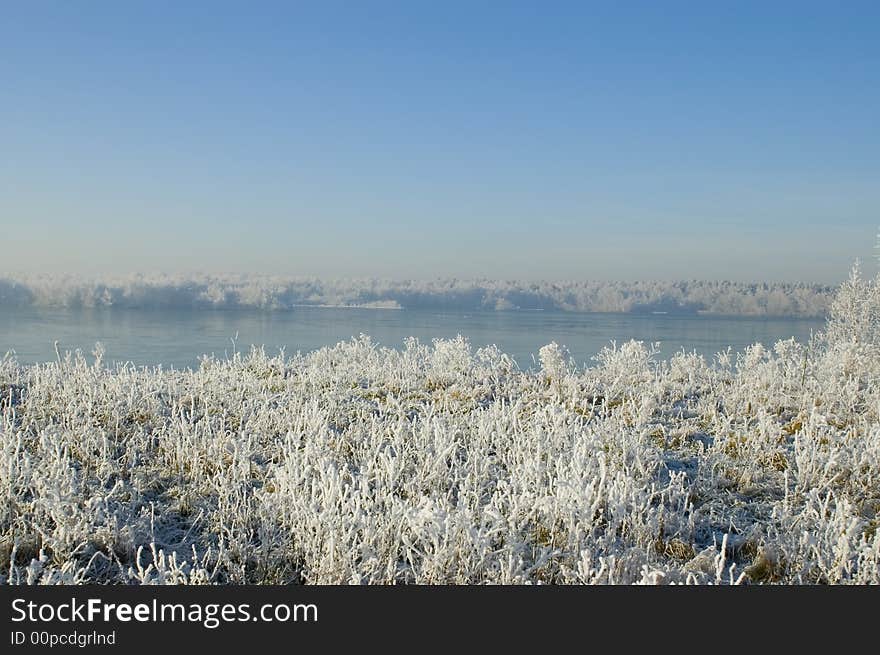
[0,306,825,370]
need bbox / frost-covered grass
[0,268,878,585]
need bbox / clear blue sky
[2,1,878,282]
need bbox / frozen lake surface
[0,306,825,369]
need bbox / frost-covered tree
[824,261,880,346]
[0,273,836,317]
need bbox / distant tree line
[0,274,835,317]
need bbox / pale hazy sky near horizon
[1,1,878,283]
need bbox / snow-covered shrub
[824,262,880,347]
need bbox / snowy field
[1,268,877,584]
